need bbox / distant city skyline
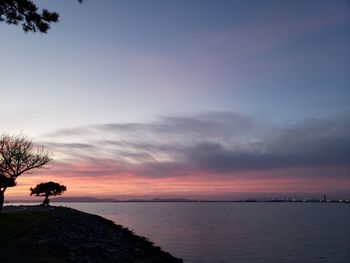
[1,0,349,200]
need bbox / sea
[6,202,350,263]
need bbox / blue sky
[1,0,349,199]
[1,0,349,135]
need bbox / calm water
[8,202,350,263]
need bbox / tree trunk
[0,189,6,212]
[42,195,50,206]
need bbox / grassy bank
[0,210,48,247]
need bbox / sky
[1,0,349,200]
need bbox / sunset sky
[1,0,349,200]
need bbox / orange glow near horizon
[5,163,350,200]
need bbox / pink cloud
[6,160,350,200]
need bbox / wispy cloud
[7,112,349,199]
[39,112,350,179]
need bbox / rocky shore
[0,206,183,263]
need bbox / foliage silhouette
[0,0,82,33]
[30,181,66,206]
[0,133,52,211]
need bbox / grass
[0,211,48,247]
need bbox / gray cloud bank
[40,112,350,178]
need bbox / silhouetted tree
[30,181,66,206]
[0,0,82,33]
[0,134,52,211]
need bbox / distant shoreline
[6,199,350,204]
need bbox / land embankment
[0,206,183,263]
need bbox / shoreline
[0,205,183,263]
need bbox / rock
[35,207,183,263]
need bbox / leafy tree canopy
[30,181,67,206]
[0,174,16,188]
[30,181,66,197]
[0,0,82,33]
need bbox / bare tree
[30,181,66,206]
[0,134,52,211]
